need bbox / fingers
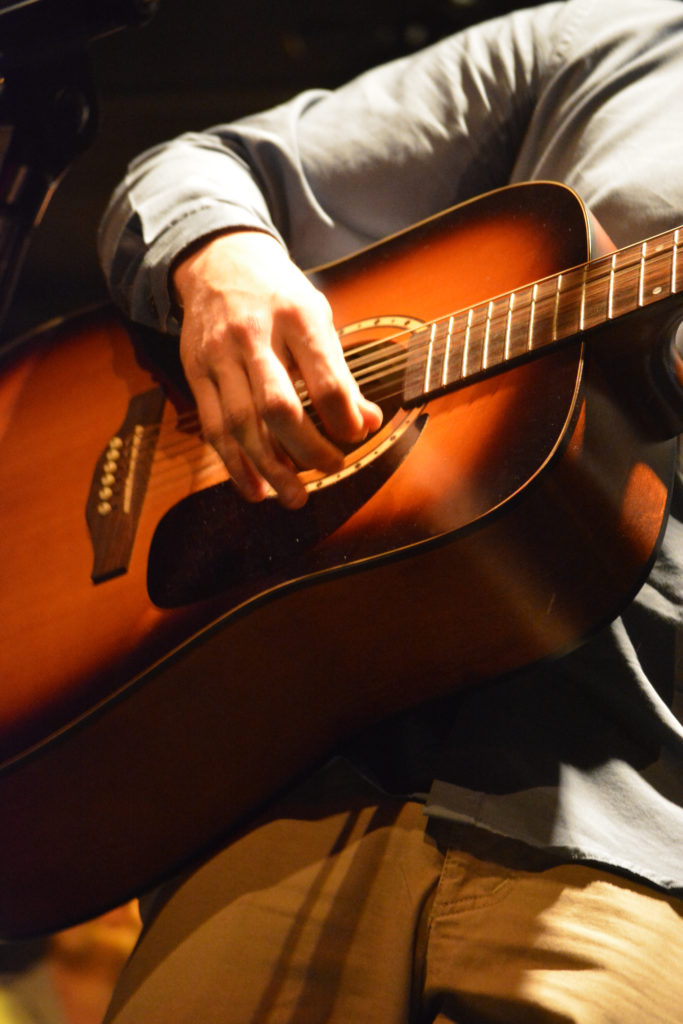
[251,362,344,469]
[274,291,383,446]
[174,230,383,508]
[190,372,272,504]
[192,356,316,510]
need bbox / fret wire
[442,315,454,388]
[423,322,436,392]
[463,308,473,376]
[527,283,537,351]
[504,292,514,360]
[470,304,487,374]
[405,226,682,401]
[579,265,588,332]
[465,240,674,372]
[431,318,449,390]
[673,229,680,293]
[608,253,616,319]
[553,273,562,342]
[483,301,494,369]
[632,241,674,307]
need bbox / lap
[104,760,441,1024]
[423,836,683,1024]
[103,762,683,1024]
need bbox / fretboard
[403,226,683,404]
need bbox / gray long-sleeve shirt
[99,0,683,891]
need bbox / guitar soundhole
[335,315,422,453]
[338,339,405,454]
[148,317,428,606]
[292,319,424,496]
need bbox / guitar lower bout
[0,181,678,939]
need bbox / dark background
[3,0,543,341]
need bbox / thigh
[421,840,683,1024]
[104,760,443,1024]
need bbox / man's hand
[172,230,382,509]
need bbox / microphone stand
[0,48,98,341]
[0,0,159,343]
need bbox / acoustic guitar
[0,181,680,938]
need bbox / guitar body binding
[0,181,677,937]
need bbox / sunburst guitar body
[0,181,680,936]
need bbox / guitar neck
[403,225,683,404]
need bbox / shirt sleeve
[97,0,683,333]
[97,1,564,331]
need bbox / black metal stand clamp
[0,0,159,341]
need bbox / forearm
[97,6,557,333]
[97,130,290,331]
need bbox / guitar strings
[140,244,674,491]
[314,245,674,409]
[169,242,673,431]
[142,274,623,490]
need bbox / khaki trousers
[104,761,683,1024]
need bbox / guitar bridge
[86,387,165,583]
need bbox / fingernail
[283,484,308,509]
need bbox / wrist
[171,228,284,308]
